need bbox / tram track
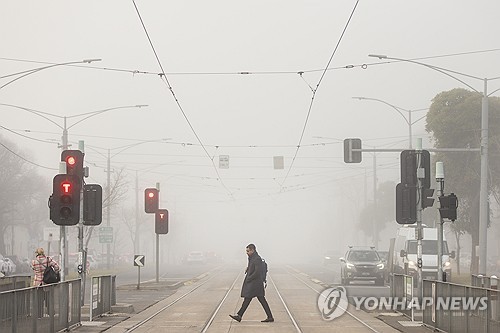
[284,265,382,333]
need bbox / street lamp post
[352,97,427,149]
[1,59,101,91]
[369,54,500,274]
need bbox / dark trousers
[237,296,273,318]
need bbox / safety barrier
[89,275,116,321]
[391,273,414,320]
[423,279,500,332]
[472,274,499,289]
[0,276,32,293]
[0,279,81,333]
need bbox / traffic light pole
[436,162,445,282]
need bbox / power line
[2,48,499,77]
[0,140,57,170]
[131,0,234,199]
[280,0,360,191]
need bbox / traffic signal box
[51,174,80,225]
[155,209,169,234]
[396,150,434,224]
[83,184,103,225]
[439,193,458,221]
[144,188,159,213]
[61,150,84,181]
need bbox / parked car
[186,251,206,264]
[340,246,385,286]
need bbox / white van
[392,225,455,281]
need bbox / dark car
[340,247,385,286]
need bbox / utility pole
[106,149,111,270]
[415,139,424,298]
[60,116,69,281]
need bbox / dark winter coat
[240,251,265,298]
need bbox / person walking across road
[229,243,274,323]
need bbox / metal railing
[0,276,32,293]
[0,279,81,333]
[423,279,500,332]
[391,273,414,320]
[89,275,116,321]
[472,274,499,289]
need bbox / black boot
[229,314,242,322]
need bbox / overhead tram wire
[279,0,360,192]
[131,1,234,199]
[2,48,500,77]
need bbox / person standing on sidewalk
[31,247,60,286]
[230,243,274,323]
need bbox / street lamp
[368,53,500,274]
[0,59,101,91]
[352,97,427,149]
[0,103,148,149]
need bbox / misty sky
[1,1,500,262]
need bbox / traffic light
[439,193,458,221]
[61,150,84,180]
[343,138,362,163]
[396,183,417,224]
[83,184,103,226]
[155,209,169,234]
[422,188,435,209]
[400,150,431,189]
[50,174,80,225]
[144,188,159,213]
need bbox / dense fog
[1,1,500,275]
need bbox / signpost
[134,255,145,290]
[99,227,113,244]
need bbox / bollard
[491,276,498,321]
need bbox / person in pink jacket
[31,248,60,286]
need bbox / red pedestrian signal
[144,188,159,213]
[50,174,80,225]
[155,209,169,234]
[61,150,84,179]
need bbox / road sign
[99,226,113,243]
[134,255,145,267]
[219,155,229,169]
[344,138,362,163]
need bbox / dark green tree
[426,88,500,274]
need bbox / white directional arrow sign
[134,255,145,267]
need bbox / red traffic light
[144,188,159,213]
[51,174,80,226]
[61,181,72,193]
[61,150,84,178]
[155,209,169,234]
[66,156,76,166]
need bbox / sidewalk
[76,278,185,332]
